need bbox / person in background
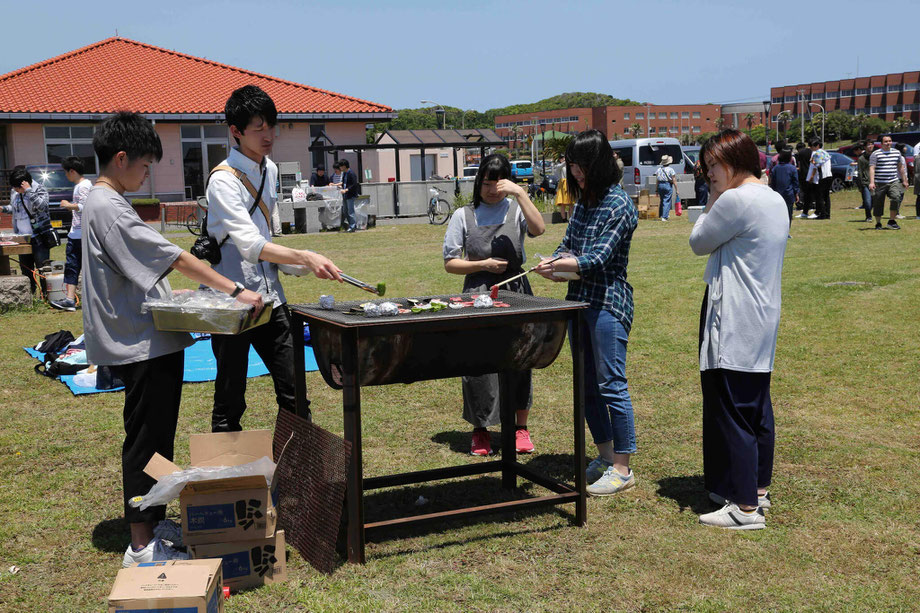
[893,144,909,220]
[443,153,545,456]
[914,146,920,218]
[80,112,264,567]
[535,130,639,497]
[694,158,709,209]
[338,159,359,233]
[869,135,909,230]
[768,148,799,225]
[807,138,832,220]
[853,142,873,222]
[655,154,677,221]
[3,167,52,294]
[689,129,788,530]
[330,162,343,187]
[795,142,813,218]
[309,164,330,187]
[51,156,93,311]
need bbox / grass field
[1,189,919,612]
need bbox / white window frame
[43,125,98,175]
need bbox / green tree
[714,117,725,131]
[853,113,869,140]
[629,123,643,138]
[893,116,911,132]
[744,113,756,135]
[542,135,573,161]
[776,111,793,140]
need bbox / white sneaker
[585,457,613,485]
[708,491,772,510]
[586,467,635,497]
[807,213,819,219]
[798,213,808,219]
[122,537,189,568]
[699,503,765,530]
[896,214,905,219]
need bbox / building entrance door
[181,125,230,199]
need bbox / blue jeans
[657,183,673,220]
[343,197,357,231]
[572,309,637,453]
[859,185,872,216]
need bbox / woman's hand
[534,256,572,282]
[481,258,508,273]
[496,179,525,199]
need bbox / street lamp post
[808,102,825,145]
[762,100,771,157]
[420,99,445,130]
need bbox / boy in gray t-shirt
[83,112,263,567]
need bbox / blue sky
[4,0,914,111]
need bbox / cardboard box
[190,530,287,591]
[144,430,277,546]
[108,559,223,613]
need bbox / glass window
[682,126,690,133]
[692,112,700,118]
[812,92,824,100]
[180,125,200,139]
[871,86,885,94]
[45,143,71,164]
[636,113,644,119]
[44,125,98,174]
[840,89,854,97]
[639,144,683,166]
[785,95,796,102]
[648,112,656,119]
[856,88,870,95]
[693,126,701,133]
[203,125,226,139]
[887,84,902,92]
[623,113,630,120]
[669,112,678,119]
[772,96,783,104]
[681,112,689,119]
[826,91,839,99]
[611,146,633,165]
[904,83,919,91]
[70,126,94,139]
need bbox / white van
[608,137,690,198]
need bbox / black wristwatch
[229,282,245,298]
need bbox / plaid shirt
[556,184,637,330]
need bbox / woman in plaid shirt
[536,130,639,497]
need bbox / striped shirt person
[869,136,909,229]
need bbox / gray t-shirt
[81,185,194,366]
[442,198,530,261]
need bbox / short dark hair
[795,142,807,150]
[808,137,822,148]
[9,166,31,188]
[852,141,865,152]
[316,164,325,171]
[93,111,163,168]
[774,138,787,153]
[61,156,85,175]
[338,159,350,169]
[564,129,621,207]
[224,85,277,144]
[700,129,761,182]
[778,148,792,164]
[472,154,511,207]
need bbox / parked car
[510,160,534,183]
[682,145,701,164]
[24,164,72,236]
[462,166,479,179]
[828,152,857,192]
[608,137,687,198]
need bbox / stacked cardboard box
[143,430,288,592]
[108,559,223,613]
[635,190,660,220]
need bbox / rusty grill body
[289,290,589,564]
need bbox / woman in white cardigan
[689,129,789,530]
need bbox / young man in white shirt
[51,156,92,311]
[206,85,342,432]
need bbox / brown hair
[700,129,761,183]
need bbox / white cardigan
[689,182,789,373]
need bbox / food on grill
[378,302,400,316]
[319,295,335,310]
[474,295,494,308]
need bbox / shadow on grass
[91,517,130,553]
[656,475,712,514]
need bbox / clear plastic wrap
[143,289,270,334]
[129,456,276,510]
[141,289,250,313]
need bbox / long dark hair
[472,154,512,208]
[564,130,620,207]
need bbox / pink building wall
[9,124,45,167]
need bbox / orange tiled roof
[0,37,392,115]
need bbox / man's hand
[480,258,508,273]
[300,250,343,281]
[20,181,30,191]
[869,182,875,192]
[235,289,264,316]
[61,199,78,211]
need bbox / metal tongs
[341,273,386,296]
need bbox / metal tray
[150,303,273,335]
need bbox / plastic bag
[129,456,276,510]
[141,289,251,313]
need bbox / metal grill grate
[272,409,351,574]
[290,291,583,327]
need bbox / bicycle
[186,196,207,236]
[427,186,452,225]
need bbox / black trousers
[701,369,774,507]
[113,351,184,524]
[814,176,833,218]
[800,179,814,212]
[210,304,304,432]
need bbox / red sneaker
[515,428,535,454]
[470,430,491,456]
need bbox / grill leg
[342,328,365,563]
[292,312,309,420]
[499,371,517,489]
[571,312,587,526]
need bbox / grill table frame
[289,291,588,564]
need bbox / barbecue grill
[289,290,588,564]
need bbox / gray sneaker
[586,467,635,497]
[50,298,76,311]
[585,457,613,485]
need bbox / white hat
[660,155,673,166]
